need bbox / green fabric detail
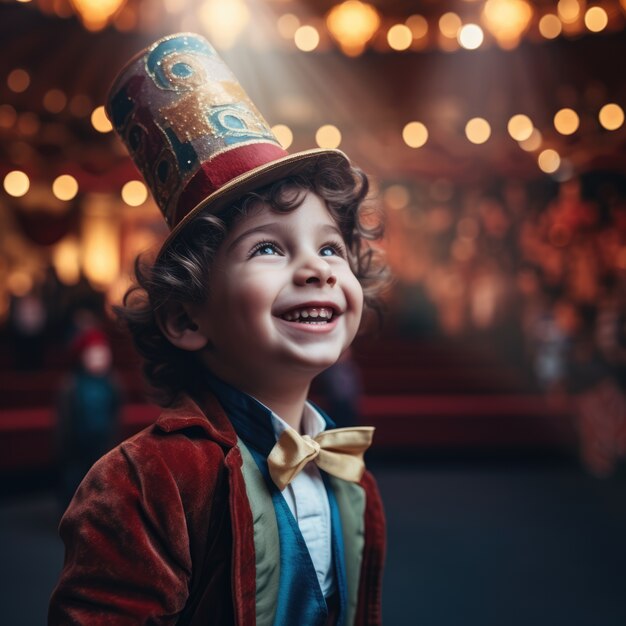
[237,439,280,626]
[328,476,366,626]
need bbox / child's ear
[159,302,208,351]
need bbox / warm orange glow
[7,271,33,297]
[198,0,250,50]
[277,13,300,39]
[507,114,534,141]
[7,68,30,93]
[439,12,462,38]
[52,237,81,286]
[294,25,320,52]
[557,0,580,24]
[402,121,428,148]
[554,108,580,135]
[3,170,30,197]
[406,14,428,39]
[387,24,412,50]
[271,124,293,149]
[0,104,17,129]
[52,175,79,201]
[465,118,491,144]
[91,106,113,133]
[384,185,410,210]
[82,196,120,288]
[70,0,126,30]
[584,6,608,32]
[519,128,543,151]
[326,1,380,56]
[315,125,342,149]
[538,149,561,173]
[482,0,533,49]
[121,180,148,206]
[599,103,625,131]
[539,14,562,39]
[43,89,67,114]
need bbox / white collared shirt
[270,403,335,597]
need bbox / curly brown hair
[116,156,388,406]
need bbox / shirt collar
[204,370,334,456]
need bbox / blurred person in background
[56,328,121,510]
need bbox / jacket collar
[154,391,238,448]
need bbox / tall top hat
[106,33,349,253]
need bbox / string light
[439,12,462,38]
[553,108,580,135]
[538,149,561,173]
[402,121,428,148]
[326,1,380,56]
[465,118,491,144]
[315,124,342,149]
[294,25,320,52]
[519,128,543,151]
[539,14,562,39]
[271,124,294,149]
[3,170,30,197]
[599,103,625,131]
[52,175,79,201]
[91,106,113,133]
[121,180,148,206]
[7,68,30,93]
[584,6,608,32]
[387,24,412,50]
[507,114,534,141]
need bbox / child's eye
[320,242,346,258]
[250,241,282,257]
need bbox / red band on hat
[174,142,289,226]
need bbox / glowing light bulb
[402,122,428,148]
[465,118,491,144]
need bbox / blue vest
[205,374,350,626]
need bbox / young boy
[49,33,386,626]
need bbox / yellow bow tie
[267,426,375,491]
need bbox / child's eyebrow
[227,222,343,252]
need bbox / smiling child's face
[188,191,364,391]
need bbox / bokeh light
[557,0,580,23]
[539,14,562,39]
[599,103,625,131]
[52,175,79,201]
[43,89,67,114]
[402,121,429,148]
[7,68,30,93]
[554,108,580,135]
[277,13,300,39]
[383,184,410,210]
[507,114,534,141]
[538,149,561,173]
[271,124,294,149]
[294,25,320,52]
[387,24,412,51]
[3,170,30,197]
[584,6,608,32]
[121,180,148,206]
[326,1,380,56]
[91,106,113,133]
[458,24,484,49]
[465,118,491,144]
[406,14,428,39]
[439,12,462,38]
[315,124,342,149]
[519,128,543,151]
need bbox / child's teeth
[300,311,309,318]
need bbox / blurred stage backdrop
[1,1,626,625]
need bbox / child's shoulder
[89,396,237,498]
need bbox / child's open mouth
[280,306,335,324]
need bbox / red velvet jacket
[49,392,386,625]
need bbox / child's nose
[294,256,337,287]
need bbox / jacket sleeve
[49,439,195,625]
[355,470,386,626]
